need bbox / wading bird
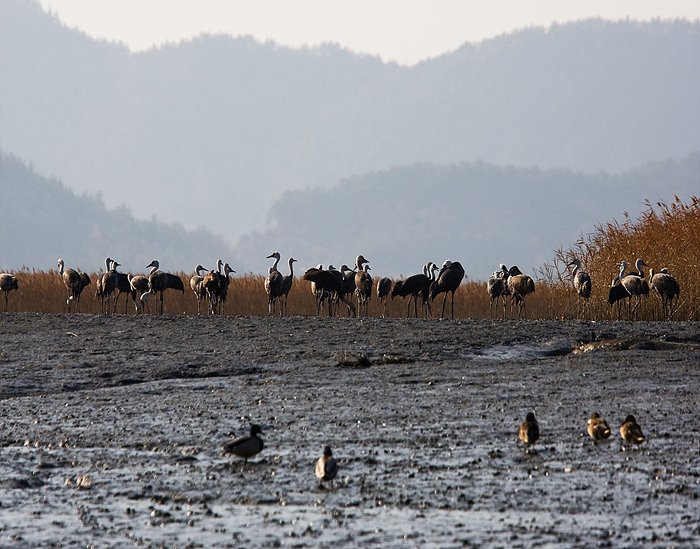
[376,277,392,317]
[487,266,508,319]
[649,267,680,320]
[128,273,150,314]
[265,252,284,315]
[57,258,91,312]
[608,262,631,319]
[280,257,297,316]
[189,264,208,315]
[354,255,372,317]
[391,267,434,318]
[303,266,356,317]
[0,273,19,311]
[619,258,650,319]
[569,258,592,317]
[431,260,465,319]
[142,260,185,314]
[507,265,535,319]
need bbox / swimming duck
[315,445,338,488]
[223,424,264,464]
[518,412,539,447]
[587,412,612,441]
[619,415,645,446]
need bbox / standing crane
[568,258,592,318]
[57,258,91,312]
[0,273,19,311]
[431,260,465,319]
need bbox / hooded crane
[608,262,631,319]
[340,265,357,304]
[142,259,185,314]
[376,277,392,318]
[113,265,140,315]
[189,264,208,315]
[506,265,535,319]
[129,273,150,314]
[649,267,680,320]
[265,252,284,315]
[96,257,120,314]
[619,258,650,319]
[303,266,356,317]
[569,258,592,317]
[217,262,235,314]
[0,273,19,311]
[354,255,372,317]
[487,265,509,319]
[391,264,436,318]
[57,258,91,313]
[202,259,223,315]
[431,260,465,319]
[280,257,297,316]
[309,264,327,315]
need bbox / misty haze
[1,1,698,276]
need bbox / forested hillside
[236,155,700,277]
[0,152,233,271]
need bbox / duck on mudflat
[586,412,612,442]
[518,412,540,448]
[223,424,264,464]
[619,415,645,446]
[315,445,338,488]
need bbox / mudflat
[1,313,699,547]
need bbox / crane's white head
[356,255,369,268]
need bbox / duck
[586,412,611,441]
[223,424,264,464]
[619,415,645,446]
[518,412,539,447]
[315,445,338,488]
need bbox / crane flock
[0,253,682,320]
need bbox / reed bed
[537,196,699,321]
[2,197,697,320]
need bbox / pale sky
[38,0,700,65]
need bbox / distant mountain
[235,154,700,278]
[0,151,234,272]
[1,0,699,244]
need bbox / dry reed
[2,196,697,320]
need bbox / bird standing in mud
[315,445,338,489]
[223,424,264,464]
[518,412,540,449]
[586,412,611,442]
[619,415,645,447]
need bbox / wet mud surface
[1,313,699,547]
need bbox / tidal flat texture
[1,313,699,547]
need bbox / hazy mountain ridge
[1,1,698,247]
[236,154,700,278]
[0,151,234,272]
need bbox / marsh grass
[3,197,697,320]
[537,196,699,321]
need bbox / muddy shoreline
[1,313,699,547]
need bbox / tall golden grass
[536,196,699,321]
[2,196,697,320]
